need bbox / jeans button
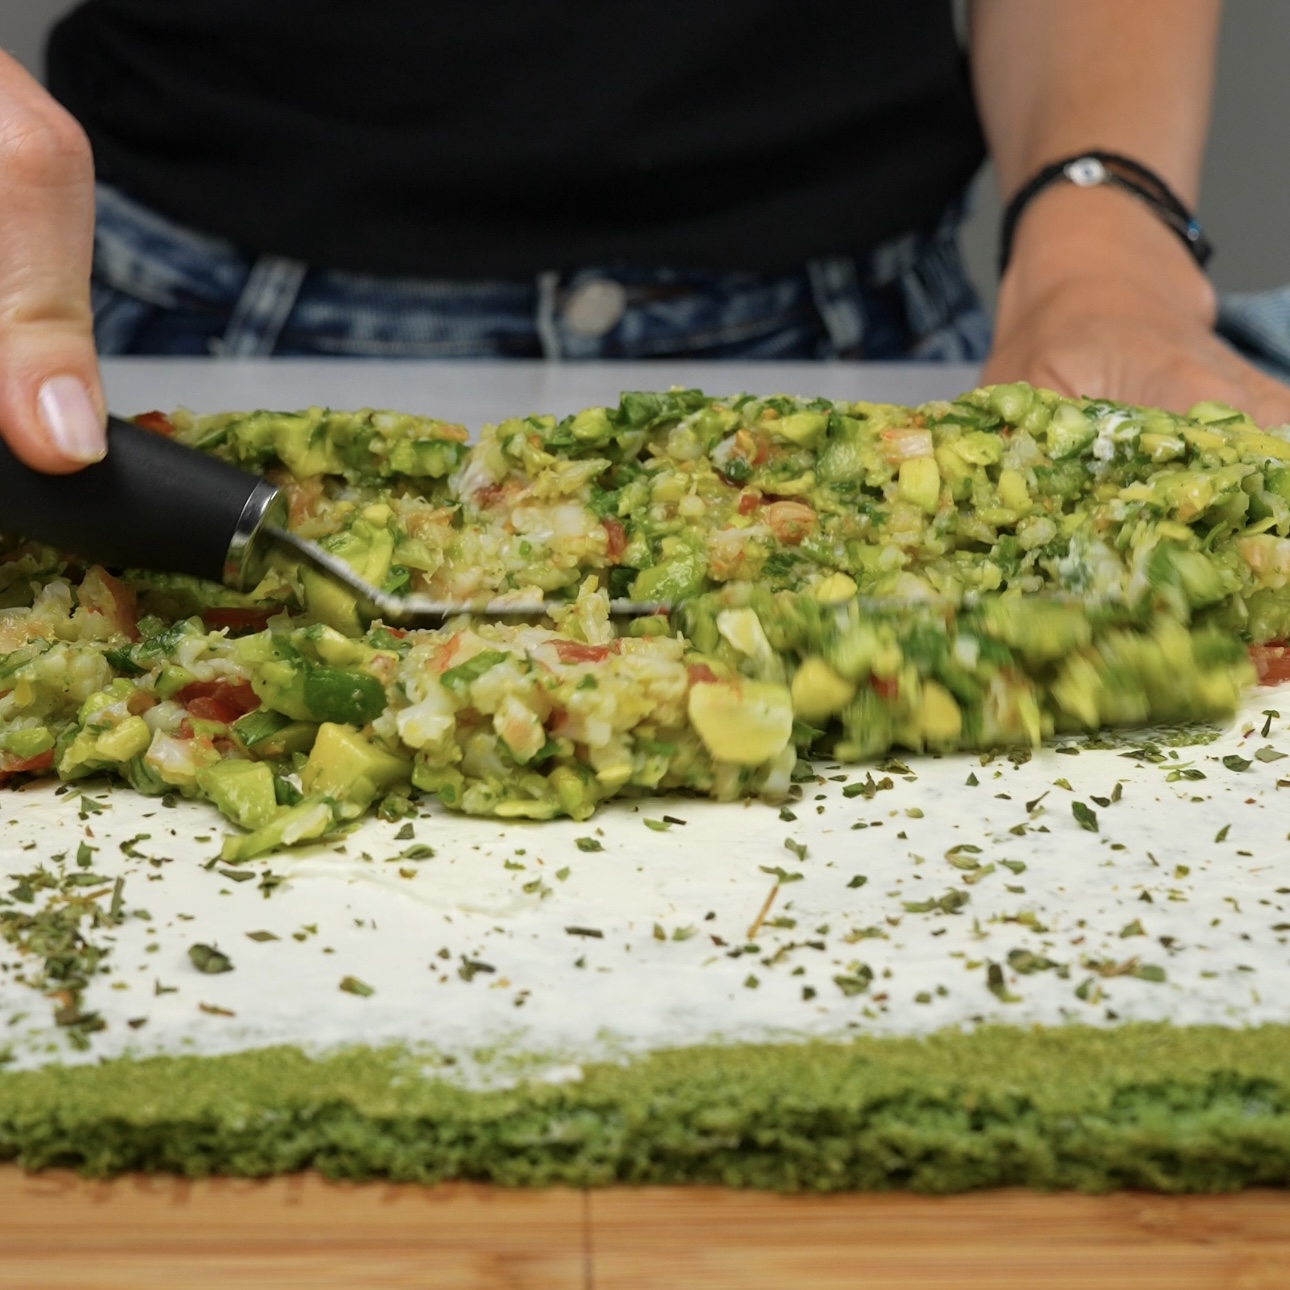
[561,278,627,338]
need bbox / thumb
[0,52,105,474]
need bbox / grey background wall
[4,0,1288,310]
[5,0,78,81]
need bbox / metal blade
[266,526,1122,630]
[265,526,665,627]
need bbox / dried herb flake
[188,943,233,974]
[1071,801,1099,832]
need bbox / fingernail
[37,375,106,463]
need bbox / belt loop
[903,236,959,339]
[807,256,866,357]
[216,255,308,357]
[535,270,563,360]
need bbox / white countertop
[100,358,984,426]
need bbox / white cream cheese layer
[2,691,1289,1085]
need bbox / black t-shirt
[48,1,985,277]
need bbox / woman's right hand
[0,50,104,472]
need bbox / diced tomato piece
[602,519,627,563]
[687,663,720,686]
[174,680,260,725]
[174,679,258,710]
[737,491,761,515]
[553,640,611,664]
[0,749,54,781]
[201,607,278,633]
[1251,644,1290,686]
[870,674,899,702]
[133,411,175,437]
[185,697,241,724]
[175,720,195,740]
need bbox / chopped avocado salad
[0,384,1285,856]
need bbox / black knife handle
[0,416,284,589]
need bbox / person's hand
[981,183,1290,428]
[0,50,105,472]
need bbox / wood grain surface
[2,1169,1289,1289]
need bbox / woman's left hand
[971,0,1290,427]
[981,175,1290,428]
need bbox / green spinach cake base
[3,1024,1288,1192]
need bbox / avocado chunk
[1147,544,1227,610]
[978,598,1093,667]
[773,411,828,447]
[917,681,963,745]
[94,716,152,763]
[299,566,363,637]
[1045,403,1095,459]
[630,549,707,603]
[232,709,318,758]
[300,722,411,812]
[897,457,941,515]
[303,668,387,726]
[219,796,334,862]
[198,760,279,830]
[0,727,53,759]
[296,521,397,637]
[790,657,857,724]
[687,679,794,765]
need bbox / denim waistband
[90,183,991,363]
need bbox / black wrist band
[998,150,1213,276]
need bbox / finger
[1135,343,1290,426]
[982,322,1290,430]
[1222,359,1290,430]
[977,342,1084,400]
[0,52,104,473]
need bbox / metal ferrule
[222,479,288,591]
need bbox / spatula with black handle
[0,416,664,627]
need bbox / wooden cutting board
[3,1168,1288,1289]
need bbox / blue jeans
[1218,288,1290,387]
[90,184,992,363]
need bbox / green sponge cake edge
[4,1023,1290,1192]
